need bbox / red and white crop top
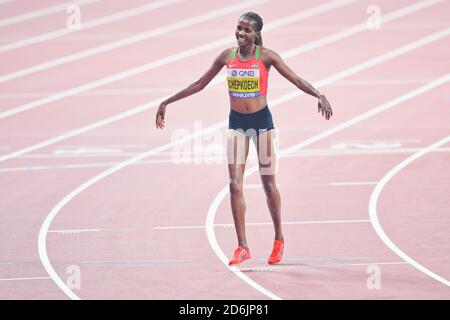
[226,46,268,99]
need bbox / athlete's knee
[262,181,278,195]
[229,180,243,195]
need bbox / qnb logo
[238,70,255,77]
[229,69,260,78]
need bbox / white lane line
[0,0,16,5]
[263,256,373,262]
[3,0,444,112]
[0,77,438,99]
[284,148,450,156]
[369,135,450,287]
[38,25,450,300]
[0,0,270,85]
[243,184,281,189]
[0,3,358,163]
[206,187,281,300]
[206,73,450,299]
[79,259,193,265]
[0,0,183,53]
[0,0,354,116]
[49,226,156,233]
[48,228,101,234]
[1,148,450,174]
[53,148,122,155]
[283,219,370,225]
[0,1,442,165]
[47,219,369,234]
[330,77,444,86]
[331,139,423,142]
[59,144,147,148]
[3,146,450,160]
[0,149,447,173]
[237,261,409,272]
[281,0,446,62]
[0,0,100,28]
[0,87,199,99]
[330,182,378,186]
[154,219,370,230]
[278,79,450,159]
[0,0,270,84]
[0,276,51,281]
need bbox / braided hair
[240,12,263,46]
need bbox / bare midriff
[229,95,267,113]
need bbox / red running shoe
[228,247,251,266]
[268,240,284,265]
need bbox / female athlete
[156,12,333,266]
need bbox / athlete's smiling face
[235,17,258,47]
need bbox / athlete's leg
[255,130,283,242]
[227,129,250,248]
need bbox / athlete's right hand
[155,103,166,129]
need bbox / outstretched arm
[265,49,333,120]
[155,49,230,129]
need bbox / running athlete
[155,12,333,266]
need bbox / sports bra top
[226,46,268,99]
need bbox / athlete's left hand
[318,95,333,120]
[155,103,166,129]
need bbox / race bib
[227,69,260,98]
